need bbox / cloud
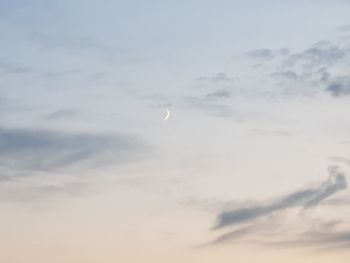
[313,231,350,246]
[0,59,34,75]
[0,127,147,178]
[266,230,350,250]
[206,90,231,99]
[0,180,88,202]
[211,72,234,83]
[210,225,255,245]
[270,68,331,88]
[337,24,350,33]
[284,43,347,68]
[214,166,347,229]
[197,72,234,84]
[208,166,350,249]
[326,77,350,97]
[246,48,289,60]
[0,126,148,202]
[45,109,78,120]
[246,49,274,60]
[251,38,350,97]
[209,167,350,249]
[270,70,299,81]
[304,168,347,207]
[190,73,234,116]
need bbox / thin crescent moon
[163,108,170,121]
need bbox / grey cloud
[285,45,347,67]
[270,68,330,84]
[260,38,350,97]
[316,67,331,82]
[246,48,289,60]
[270,70,299,81]
[246,42,350,98]
[211,72,234,83]
[211,215,350,249]
[338,24,350,33]
[206,90,231,99]
[309,219,342,232]
[210,216,289,246]
[209,167,350,249]
[43,68,84,79]
[0,127,147,178]
[0,59,33,75]
[304,168,347,207]
[45,109,78,120]
[197,72,234,84]
[210,225,254,245]
[215,166,347,229]
[192,73,234,115]
[267,230,350,250]
[305,231,350,247]
[326,77,350,97]
[246,49,274,60]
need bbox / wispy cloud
[284,42,347,68]
[0,180,88,202]
[0,127,148,178]
[206,90,231,99]
[0,59,34,75]
[215,166,346,229]
[210,166,349,248]
[44,109,78,120]
[266,229,350,250]
[246,48,289,60]
[246,36,350,98]
[197,72,235,84]
[337,24,350,33]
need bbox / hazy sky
[1,1,350,262]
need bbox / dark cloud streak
[215,166,347,229]
[206,90,231,99]
[0,127,147,177]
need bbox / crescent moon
[163,108,170,121]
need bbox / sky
[1,0,350,262]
